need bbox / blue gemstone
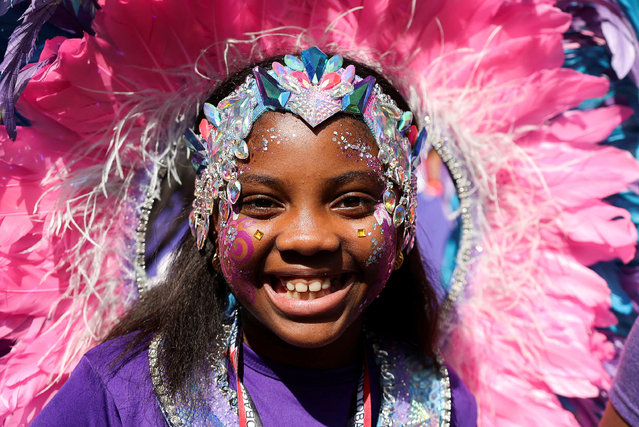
[284,54,305,71]
[253,66,290,108]
[203,103,221,127]
[184,129,205,152]
[300,46,327,85]
[325,54,343,73]
[342,76,376,114]
[412,127,427,157]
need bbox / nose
[275,209,340,256]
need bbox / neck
[240,313,363,370]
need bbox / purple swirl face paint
[219,217,258,302]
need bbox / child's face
[216,111,398,349]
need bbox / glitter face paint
[331,127,384,176]
[253,127,292,153]
[218,217,259,302]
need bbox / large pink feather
[1,0,638,425]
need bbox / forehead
[243,111,381,178]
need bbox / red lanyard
[228,329,373,427]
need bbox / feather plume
[0,0,60,140]
[0,1,638,425]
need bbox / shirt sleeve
[609,319,639,426]
[30,356,123,427]
[448,365,478,427]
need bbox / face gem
[393,204,406,227]
[383,187,396,213]
[222,161,235,181]
[412,127,428,156]
[325,54,343,73]
[234,139,249,159]
[253,66,291,108]
[272,61,288,77]
[227,179,241,204]
[357,228,366,237]
[284,54,305,71]
[300,46,328,84]
[341,64,355,83]
[342,76,376,114]
[398,111,413,133]
[319,72,341,90]
[253,229,264,240]
[286,86,342,127]
[219,199,231,223]
[203,102,221,127]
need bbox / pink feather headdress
[1,0,638,425]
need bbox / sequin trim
[149,325,451,426]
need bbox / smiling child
[31,48,477,426]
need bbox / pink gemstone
[272,61,288,76]
[199,119,212,140]
[408,125,418,146]
[319,72,341,89]
[341,65,355,83]
[291,71,310,88]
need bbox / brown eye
[339,196,366,208]
[332,193,376,217]
[240,195,283,219]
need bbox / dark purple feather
[0,0,60,140]
[0,0,30,17]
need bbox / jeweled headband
[185,47,425,252]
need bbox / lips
[264,274,356,317]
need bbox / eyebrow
[240,173,282,187]
[326,171,384,188]
[240,171,383,188]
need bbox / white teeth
[279,277,336,299]
[308,280,322,292]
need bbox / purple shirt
[609,318,639,426]
[230,344,381,426]
[32,334,477,426]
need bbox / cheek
[360,204,397,304]
[218,217,259,302]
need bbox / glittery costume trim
[149,323,451,426]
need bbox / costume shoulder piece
[148,326,453,427]
[1,0,638,425]
[371,338,452,426]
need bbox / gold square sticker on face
[253,230,264,240]
[357,229,366,237]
